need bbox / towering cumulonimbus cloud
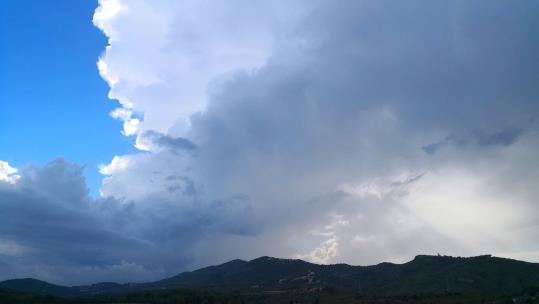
[93,0,309,137]
[94,0,539,267]
[0,0,538,285]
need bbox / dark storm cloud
[0,159,259,284]
[422,127,525,154]
[476,127,524,147]
[182,0,539,265]
[188,0,539,188]
[100,0,539,272]
[421,127,524,155]
[0,160,153,282]
[140,130,197,152]
[422,135,465,155]
[306,0,539,130]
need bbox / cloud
[422,127,525,154]
[3,0,539,285]
[135,130,197,152]
[0,161,20,184]
[95,0,539,267]
[0,159,262,285]
[92,0,309,137]
[0,159,150,284]
[475,127,524,147]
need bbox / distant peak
[1,278,51,284]
[412,254,493,261]
[222,258,248,265]
[249,256,306,263]
[250,256,277,261]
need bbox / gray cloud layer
[1,0,539,285]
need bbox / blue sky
[0,0,134,196]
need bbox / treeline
[1,286,539,304]
[0,288,245,304]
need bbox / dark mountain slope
[0,278,76,296]
[155,254,539,295]
[382,254,539,294]
[1,254,538,297]
[156,257,315,289]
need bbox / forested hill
[155,254,539,294]
[1,254,539,297]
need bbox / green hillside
[156,255,539,295]
[1,254,539,300]
[0,278,76,297]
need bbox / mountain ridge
[1,254,538,297]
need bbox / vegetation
[0,287,243,304]
[2,255,539,303]
[1,286,539,304]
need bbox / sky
[0,0,135,196]
[1,0,539,286]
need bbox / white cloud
[295,215,348,264]
[99,155,130,175]
[296,237,339,265]
[109,107,132,121]
[0,161,20,184]
[93,0,308,137]
[93,0,125,35]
